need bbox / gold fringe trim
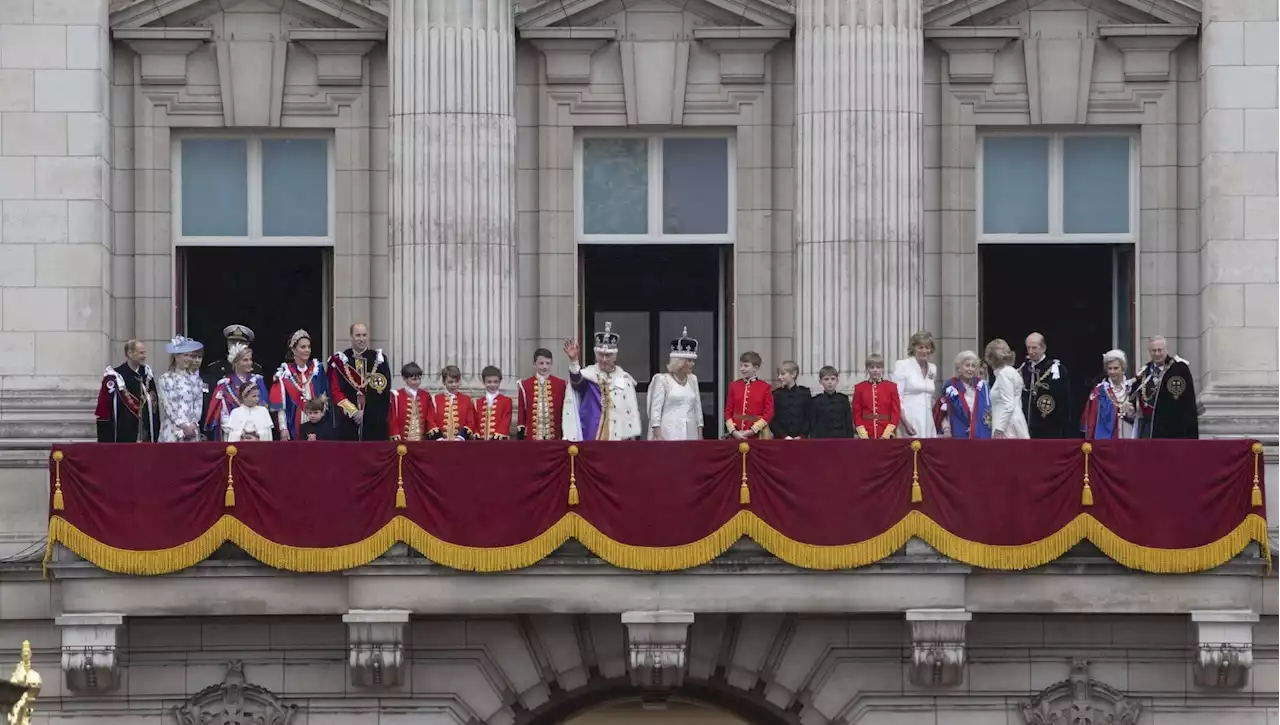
[46,511,1272,576]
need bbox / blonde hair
[667,357,692,375]
[907,331,935,357]
[984,339,1015,368]
[865,353,885,368]
[953,350,980,372]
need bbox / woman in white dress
[985,338,1030,439]
[157,335,207,442]
[892,330,938,439]
[648,328,703,441]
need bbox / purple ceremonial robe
[569,369,605,440]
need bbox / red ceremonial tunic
[852,379,901,439]
[724,377,774,435]
[475,393,514,440]
[431,392,475,440]
[388,388,434,442]
[517,375,567,440]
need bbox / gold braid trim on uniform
[46,512,1269,577]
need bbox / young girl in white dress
[224,381,275,443]
[985,338,1031,439]
[648,328,703,441]
[892,331,938,439]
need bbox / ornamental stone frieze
[175,661,298,725]
[1020,658,1140,725]
[622,611,694,689]
[55,613,122,693]
[1191,610,1258,688]
[905,609,971,687]
[344,610,410,688]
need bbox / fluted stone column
[389,0,517,387]
[793,0,924,382]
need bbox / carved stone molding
[1021,658,1141,725]
[1099,25,1196,83]
[343,609,410,689]
[1191,610,1258,688]
[55,613,122,693]
[523,28,618,85]
[175,661,298,725]
[290,28,385,86]
[622,611,694,689]
[925,26,1020,84]
[114,27,212,85]
[693,27,790,85]
[905,608,971,687]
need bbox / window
[978,132,1136,242]
[174,135,334,246]
[577,133,734,243]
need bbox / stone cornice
[290,28,386,86]
[693,27,791,84]
[521,28,617,85]
[925,26,1020,84]
[1099,24,1196,82]
[114,27,212,86]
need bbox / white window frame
[976,130,1139,245]
[172,131,336,247]
[574,129,736,245]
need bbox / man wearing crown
[328,323,392,441]
[95,339,160,442]
[562,323,642,441]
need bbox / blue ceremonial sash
[942,378,992,439]
[1092,382,1119,440]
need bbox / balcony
[34,438,1268,617]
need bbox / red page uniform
[724,377,774,437]
[431,392,475,440]
[852,379,901,439]
[388,388,435,442]
[517,375,566,440]
[475,393,514,440]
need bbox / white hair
[1149,335,1167,347]
[1102,349,1128,370]
[953,350,980,371]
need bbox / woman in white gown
[892,331,938,439]
[648,328,703,441]
[985,338,1030,439]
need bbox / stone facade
[0,0,1277,722]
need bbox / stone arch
[522,681,796,725]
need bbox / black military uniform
[771,384,812,438]
[1019,356,1074,438]
[809,390,854,438]
[1132,355,1199,439]
[328,347,393,441]
[202,324,263,389]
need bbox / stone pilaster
[793,0,924,384]
[1196,0,1278,438]
[388,0,517,388]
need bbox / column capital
[343,609,411,689]
[622,611,694,689]
[114,27,212,85]
[522,28,617,85]
[1191,609,1258,688]
[55,613,124,693]
[905,608,970,687]
[1098,25,1196,82]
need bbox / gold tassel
[1251,442,1264,508]
[568,445,580,506]
[1080,442,1093,507]
[739,442,751,505]
[51,450,64,514]
[224,445,237,508]
[395,444,408,509]
[910,440,922,504]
